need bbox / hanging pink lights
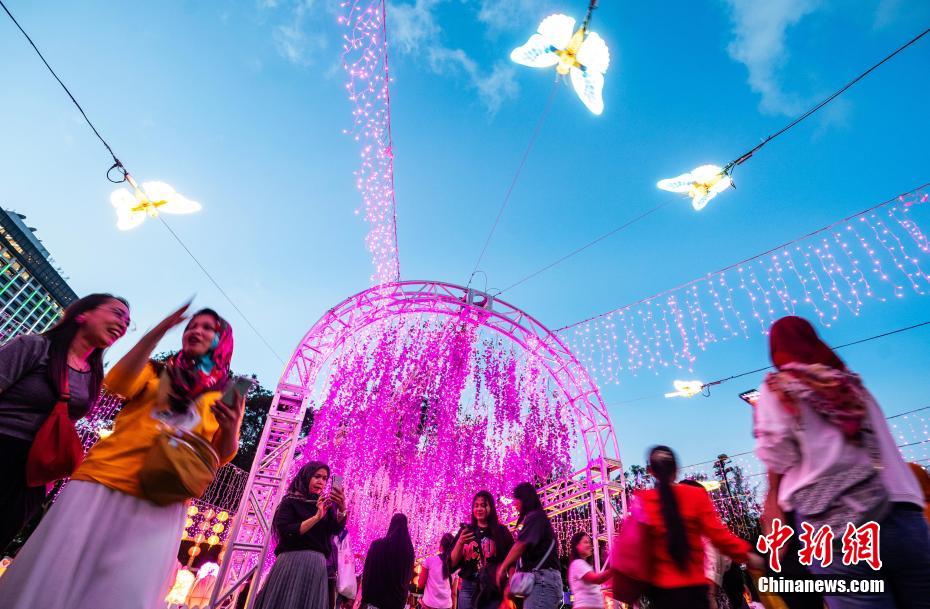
[295,308,576,560]
[340,0,400,284]
[559,187,930,384]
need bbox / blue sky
[2,0,929,470]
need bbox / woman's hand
[458,528,474,547]
[330,487,346,512]
[299,498,330,535]
[153,302,191,336]
[211,390,246,461]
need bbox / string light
[560,188,930,384]
[294,311,577,562]
[340,0,400,284]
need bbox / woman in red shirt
[637,445,762,609]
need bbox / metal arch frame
[211,280,625,608]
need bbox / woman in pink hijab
[754,316,929,609]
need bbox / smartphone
[331,474,344,493]
[221,376,255,405]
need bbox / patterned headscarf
[765,316,866,440]
[163,308,234,413]
[765,363,869,440]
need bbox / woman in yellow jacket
[0,302,246,609]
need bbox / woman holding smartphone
[0,303,246,609]
[255,461,347,609]
[450,490,514,609]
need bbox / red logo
[756,520,882,572]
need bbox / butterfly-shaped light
[510,14,610,115]
[664,380,705,399]
[657,165,733,211]
[698,479,721,492]
[110,180,201,230]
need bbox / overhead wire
[608,318,930,407]
[467,79,559,289]
[1,0,285,364]
[497,199,673,295]
[721,25,930,175]
[471,0,601,291]
[557,181,930,332]
[680,405,930,471]
[499,28,930,296]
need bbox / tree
[229,378,314,471]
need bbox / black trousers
[647,584,710,609]
[0,435,46,552]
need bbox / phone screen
[331,475,344,492]
[222,376,255,404]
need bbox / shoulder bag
[139,422,220,505]
[26,371,84,487]
[508,539,555,598]
[610,501,655,604]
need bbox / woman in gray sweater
[0,293,129,550]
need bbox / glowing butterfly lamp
[699,479,722,492]
[664,380,705,399]
[110,175,201,230]
[657,165,733,211]
[510,2,610,115]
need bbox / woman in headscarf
[0,302,246,609]
[361,513,416,609]
[254,461,348,609]
[754,316,930,609]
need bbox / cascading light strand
[340,0,400,284]
[559,187,930,384]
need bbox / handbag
[791,426,890,531]
[25,371,84,487]
[508,539,555,598]
[610,502,654,604]
[139,423,220,505]
[336,531,358,599]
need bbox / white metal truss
[211,280,624,607]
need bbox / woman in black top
[497,483,562,609]
[254,461,347,609]
[450,490,514,609]
[361,513,415,609]
[0,293,130,551]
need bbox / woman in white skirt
[0,302,246,609]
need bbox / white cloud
[390,0,441,53]
[723,0,823,116]
[387,0,519,113]
[476,0,548,32]
[261,0,338,66]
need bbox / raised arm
[105,303,190,398]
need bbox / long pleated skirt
[253,549,329,609]
[0,480,186,609]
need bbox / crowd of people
[0,292,928,609]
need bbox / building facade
[0,209,76,343]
